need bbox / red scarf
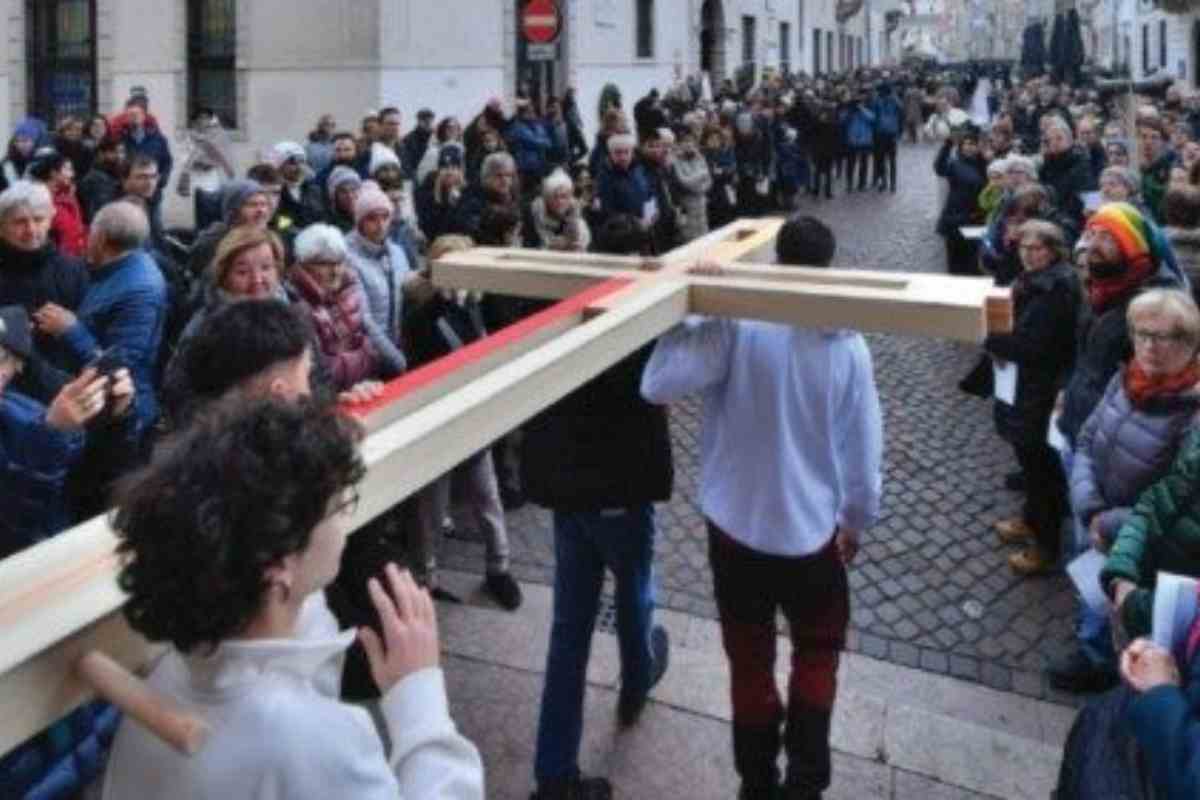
[1124,360,1200,408]
[1087,258,1153,313]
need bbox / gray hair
[1100,165,1140,194]
[92,201,149,252]
[0,180,53,222]
[1128,288,1200,352]
[480,152,516,183]
[294,223,348,265]
[607,133,636,152]
[541,168,573,199]
[1006,155,1038,178]
[1044,115,1074,143]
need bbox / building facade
[0,0,887,155]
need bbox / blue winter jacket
[872,94,903,138]
[596,162,654,219]
[0,700,120,800]
[121,125,173,192]
[0,390,83,559]
[60,250,167,432]
[505,118,557,180]
[1128,649,1200,800]
[842,105,877,150]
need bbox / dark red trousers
[708,521,849,797]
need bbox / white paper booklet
[1152,572,1200,657]
[993,360,1017,405]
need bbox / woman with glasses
[984,220,1083,576]
[1046,289,1200,693]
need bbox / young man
[641,216,883,800]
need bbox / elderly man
[33,201,165,440]
[642,216,883,800]
[0,180,88,402]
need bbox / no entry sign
[522,0,560,44]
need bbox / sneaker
[1004,471,1027,492]
[1008,546,1056,576]
[484,571,523,611]
[1047,649,1119,694]
[618,626,670,727]
[530,774,613,800]
[994,517,1035,545]
[430,586,463,604]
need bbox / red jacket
[287,268,378,392]
[51,187,87,257]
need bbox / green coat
[1102,425,1200,638]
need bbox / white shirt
[102,604,483,800]
[641,318,883,557]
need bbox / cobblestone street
[443,142,1080,704]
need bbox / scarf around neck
[1124,359,1200,408]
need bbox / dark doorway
[700,0,726,83]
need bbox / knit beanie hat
[326,166,362,203]
[1086,202,1155,274]
[368,142,401,177]
[354,180,392,226]
[269,140,307,169]
[221,179,265,224]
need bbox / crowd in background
[8,59,1200,799]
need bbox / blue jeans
[533,505,657,784]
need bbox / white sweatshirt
[641,317,884,556]
[102,620,483,800]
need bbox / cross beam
[0,219,1011,757]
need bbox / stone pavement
[434,569,1074,800]
[442,140,1081,703]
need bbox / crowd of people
[6,59,1200,799]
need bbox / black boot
[783,704,832,798]
[733,718,783,799]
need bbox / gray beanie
[327,166,363,203]
[221,179,265,224]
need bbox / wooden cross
[0,218,1011,758]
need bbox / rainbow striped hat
[1086,202,1156,272]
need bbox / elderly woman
[102,400,484,799]
[1047,289,1200,693]
[1100,302,1200,642]
[287,224,395,393]
[985,220,1083,575]
[529,168,590,252]
[0,181,88,402]
[1100,165,1142,206]
[187,179,274,279]
[326,166,363,233]
[1038,115,1098,222]
[346,181,426,374]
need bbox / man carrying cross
[641,216,884,800]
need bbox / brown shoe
[1008,546,1055,576]
[994,518,1035,545]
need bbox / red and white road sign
[522,0,560,44]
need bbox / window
[26,0,97,125]
[826,30,833,72]
[742,15,756,68]
[780,22,790,74]
[636,0,654,59]
[188,0,237,128]
[1142,23,1150,74]
[813,28,822,75]
[1160,19,1168,68]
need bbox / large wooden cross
[0,218,1010,757]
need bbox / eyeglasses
[1133,328,1189,347]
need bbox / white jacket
[102,620,483,800]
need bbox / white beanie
[269,140,306,169]
[368,142,402,177]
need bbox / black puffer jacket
[0,240,89,402]
[521,344,673,512]
[934,140,986,237]
[984,261,1082,447]
[1038,146,1096,222]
